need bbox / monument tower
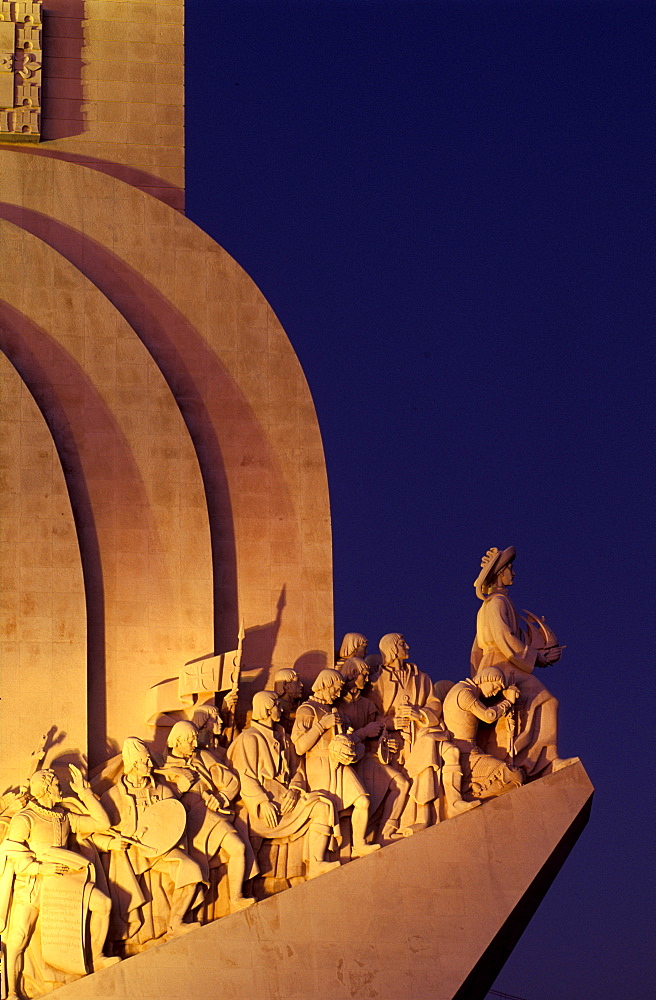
[0,4,592,999]
[0,0,334,785]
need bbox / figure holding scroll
[0,766,118,999]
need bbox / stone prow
[53,761,593,1000]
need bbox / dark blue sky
[186,3,653,997]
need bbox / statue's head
[379,633,409,666]
[311,668,344,703]
[338,633,368,659]
[337,656,370,690]
[474,547,516,599]
[365,653,383,680]
[167,720,198,756]
[475,666,506,699]
[252,690,281,723]
[191,705,222,746]
[273,668,303,702]
[29,769,61,804]
[122,737,153,779]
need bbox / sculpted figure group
[0,547,576,998]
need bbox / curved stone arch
[0,218,214,764]
[0,351,86,792]
[0,150,334,686]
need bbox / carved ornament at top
[0,1,42,142]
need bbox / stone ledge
[51,760,593,1000]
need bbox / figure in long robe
[228,691,340,886]
[370,634,479,830]
[471,546,577,777]
[336,657,411,843]
[291,670,380,858]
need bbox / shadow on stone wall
[41,2,86,141]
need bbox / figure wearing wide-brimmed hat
[471,547,577,778]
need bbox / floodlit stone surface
[0,0,186,209]
[0,216,214,769]
[48,762,593,1000]
[0,353,86,791]
[0,150,335,720]
[0,4,589,994]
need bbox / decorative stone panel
[0,1,41,142]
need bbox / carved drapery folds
[0,1,41,142]
[0,562,579,998]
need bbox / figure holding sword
[94,738,204,955]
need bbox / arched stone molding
[0,352,86,792]
[0,150,334,691]
[0,218,214,765]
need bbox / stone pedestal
[50,761,593,1000]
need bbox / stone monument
[0,4,592,999]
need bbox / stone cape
[44,762,593,1000]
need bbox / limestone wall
[0,0,333,780]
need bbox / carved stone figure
[228,692,340,885]
[471,547,577,777]
[190,705,225,760]
[336,657,411,844]
[272,669,304,735]
[291,669,380,858]
[162,722,255,913]
[336,633,368,664]
[95,738,204,955]
[0,766,118,999]
[442,667,524,798]
[370,634,480,830]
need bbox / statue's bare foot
[230,896,255,913]
[352,843,381,858]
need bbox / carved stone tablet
[0,1,42,143]
[40,865,91,975]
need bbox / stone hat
[474,546,516,599]
[122,737,149,769]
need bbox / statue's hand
[259,801,280,828]
[206,791,230,813]
[503,686,520,705]
[68,764,89,795]
[320,710,340,731]
[385,734,402,754]
[224,689,239,712]
[328,736,358,765]
[280,787,300,814]
[109,835,130,851]
[363,721,383,738]
[395,705,423,724]
[159,766,194,793]
[40,861,70,876]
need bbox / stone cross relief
[0,2,42,141]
